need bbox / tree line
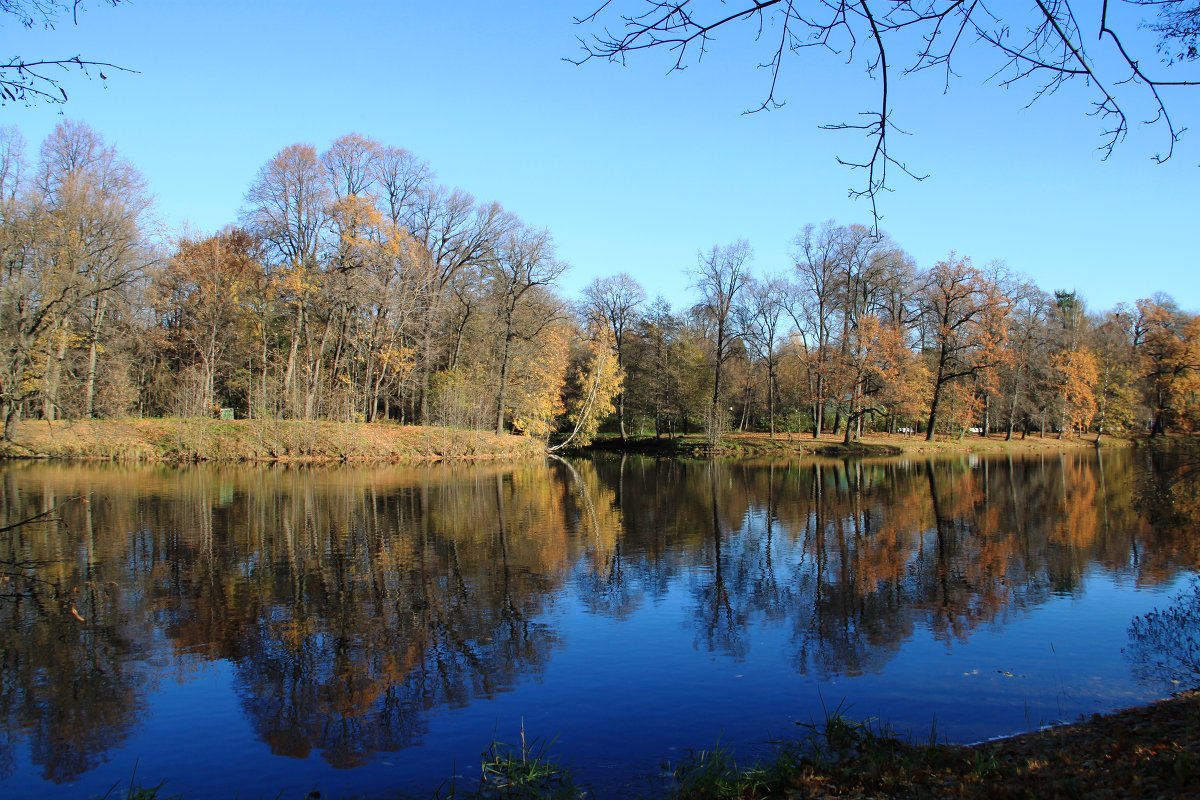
[1,122,1197,444]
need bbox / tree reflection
[1127,577,1200,690]
[1,463,574,775]
[1125,449,1200,691]
[579,450,1196,679]
[1,449,1196,783]
[0,471,156,782]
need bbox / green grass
[440,726,581,800]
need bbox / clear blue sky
[8,0,1198,313]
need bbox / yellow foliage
[509,321,570,438]
[559,323,624,449]
[1053,346,1100,433]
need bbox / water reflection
[0,450,1195,790]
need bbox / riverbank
[0,418,546,463]
[666,688,1200,799]
[448,689,1200,798]
[586,430,1133,458]
[0,419,1155,464]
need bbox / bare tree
[375,144,432,231]
[322,133,382,201]
[243,143,331,418]
[788,222,840,437]
[2,0,129,107]
[735,274,788,437]
[409,187,515,422]
[693,240,752,442]
[572,2,1200,226]
[1134,0,1200,62]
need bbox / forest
[1,121,1198,446]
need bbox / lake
[1,449,1197,798]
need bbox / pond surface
[1,449,1197,798]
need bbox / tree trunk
[618,390,628,442]
[767,367,776,439]
[495,325,514,435]
[926,386,942,441]
[283,312,302,418]
[43,321,68,422]
[83,296,108,419]
[2,401,15,441]
[811,372,823,439]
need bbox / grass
[1,419,1146,464]
[667,692,1200,799]
[0,418,547,464]
[441,725,581,800]
[101,764,175,800]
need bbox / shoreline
[476,689,1200,798]
[0,418,546,463]
[585,429,1136,459]
[0,418,1162,465]
[751,687,1200,799]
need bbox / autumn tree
[488,226,568,435]
[832,314,888,444]
[154,228,261,415]
[243,143,329,418]
[874,320,930,431]
[1136,295,1200,434]
[554,321,623,450]
[1051,345,1100,436]
[0,121,152,436]
[582,272,644,441]
[41,120,153,419]
[1089,307,1141,437]
[918,255,1009,440]
[1045,290,1097,437]
[828,225,913,437]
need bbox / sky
[6,0,1198,314]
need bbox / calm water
[1,450,1197,798]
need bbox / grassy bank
[0,418,547,463]
[659,689,1200,799]
[586,430,1131,458]
[0,421,1140,464]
